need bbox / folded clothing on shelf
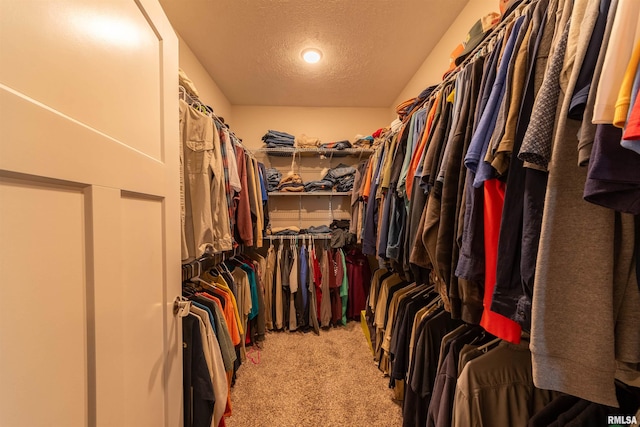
[320,140,352,150]
[269,226,301,235]
[351,135,374,148]
[267,161,357,195]
[278,185,305,192]
[294,134,321,148]
[330,219,350,230]
[306,225,332,234]
[324,163,356,180]
[262,129,295,148]
[276,173,304,192]
[322,163,356,191]
[304,180,335,192]
[265,168,282,192]
[336,175,355,192]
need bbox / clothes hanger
[187,260,213,289]
[425,294,443,310]
[411,284,434,299]
[216,261,232,277]
[226,249,246,266]
[477,337,502,353]
[469,329,490,346]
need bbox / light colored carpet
[227,321,403,427]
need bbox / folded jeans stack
[336,175,355,192]
[304,179,335,192]
[325,163,356,180]
[265,168,282,192]
[324,164,357,192]
[262,129,295,148]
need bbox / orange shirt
[198,289,241,346]
[361,154,376,202]
[407,92,441,199]
[214,276,244,336]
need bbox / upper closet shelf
[257,147,374,157]
[268,191,351,196]
[264,234,331,240]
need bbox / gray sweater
[531,0,640,408]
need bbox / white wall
[392,0,498,111]
[178,35,233,121]
[230,106,394,150]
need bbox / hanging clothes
[182,313,215,427]
[180,100,232,258]
[264,244,276,330]
[299,242,310,331]
[345,248,372,320]
[355,0,640,423]
[179,87,268,260]
[320,247,333,328]
[307,241,321,335]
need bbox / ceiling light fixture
[301,48,322,64]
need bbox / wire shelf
[264,234,331,240]
[268,191,352,196]
[257,147,374,157]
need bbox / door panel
[0,0,181,426]
[120,194,166,425]
[0,0,163,160]
[0,177,88,427]
[0,88,166,195]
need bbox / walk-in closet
[1,0,639,426]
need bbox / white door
[0,1,182,426]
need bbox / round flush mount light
[301,48,322,64]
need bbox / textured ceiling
[160,0,469,107]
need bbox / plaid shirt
[217,125,236,247]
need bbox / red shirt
[479,179,522,343]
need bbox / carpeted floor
[227,321,403,426]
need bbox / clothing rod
[181,244,247,281]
